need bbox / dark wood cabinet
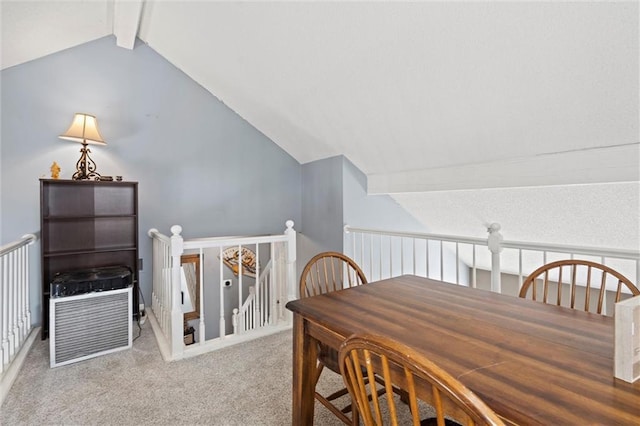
[40,179,139,339]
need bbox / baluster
[439,241,444,282]
[16,246,24,345]
[255,244,260,330]
[518,249,524,291]
[400,237,404,276]
[198,248,205,344]
[164,241,171,332]
[284,220,296,323]
[487,223,503,293]
[8,251,15,358]
[369,233,374,281]
[2,254,8,368]
[238,244,243,332]
[219,246,226,338]
[169,225,184,359]
[360,232,365,275]
[455,242,460,285]
[23,237,33,340]
[388,236,392,279]
[270,245,277,325]
[426,238,430,279]
[13,247,20,343]
[232,308,238,334]
[20,245,27,342]
[472,244,477,288]
[148,233,158,317]
[378,234,383,280]
[413,238,417,276]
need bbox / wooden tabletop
[286,275,640,425]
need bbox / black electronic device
[50,266,132,298]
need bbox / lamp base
[73,144,101,181]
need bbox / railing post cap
[488,223,501,233]
[487,223,503,253]
[170,225,183,236]
[285,220,294,230]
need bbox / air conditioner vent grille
[50,288,132,367]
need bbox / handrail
[147,228,170,243]
[344,225,486,246]
[500,239,639,260]
[344,225,639,259]
[183,234,290,250]
[0,234,37,257]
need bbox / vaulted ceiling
[2,1,638,249]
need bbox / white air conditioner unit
[50,287,132,368]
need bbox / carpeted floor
[1,323,349,426]
[1,322,440,426]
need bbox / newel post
[170,225,185,360]
[284,220,297,323]
[487,223,503,294]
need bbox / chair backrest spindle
[339,334,505,426]
[300,251,367,298]
[520,260,639,315]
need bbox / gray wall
[299,155,429,278]
[342,157,426,232]
[1,36,301,326]
[299,156,344,268]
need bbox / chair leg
[398,388,410,404]
[314,364,358,425]
[313,356,369,425]
[314,362,325,387]
[315,391,353,425]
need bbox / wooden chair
[300,251,367,298]
[339,334,505,426]
[518,259,639,314]
[299,251,368,425]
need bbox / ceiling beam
[112,0,144,49]
[368,143,640,194]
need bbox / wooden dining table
[285,274,640,425]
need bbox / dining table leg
[292,313,317,425]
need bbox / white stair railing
[344,225,481,287]
[148,220,296,361]
[148,228,173,347]
[0,233,39,406]
[233,287,256,334]
[233,255,283,334]
[344,224,639,298]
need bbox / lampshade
[59,113,106,145]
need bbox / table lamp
[59,113,106,180]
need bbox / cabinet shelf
[43,214,137,221]
[44,247,137,258]
[40,179,139,340]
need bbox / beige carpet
[1,323,339,425]
[1,322,438,425]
